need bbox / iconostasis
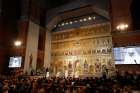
[51,23,115,77]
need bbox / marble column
[24,21,39,74]
[44,30,51,70]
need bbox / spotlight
[125,24,128,28]
[83,18,87,21]
[65,22,69,25]
[54,25,57,27]
[88,17,92,20]
[93,16,96,20]
[79,19,83,22]
[14,40,22,47]
[61,23,64,26]
[116,23,129,31]
[70,21,73,24]
[74,20,78,23]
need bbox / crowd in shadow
[0,71,140,93]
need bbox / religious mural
[51,23,115,77]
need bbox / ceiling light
[14,40,22,47]
[93,16,96,20]
[65,22,69,25]
[79,19,83,22]
[54,25,57,27]
[70,21,73,24]
[61,23,64,26]
[88,17,92,20]
[83,18,87,21]
[116,23,129,31]
[74,20,78,23]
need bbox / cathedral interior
[0,0,140,77]
[1,1,140,93]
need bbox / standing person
[2,80,9,93]
[38,85,46,93]
[0,79,3,93]
[124,48,140,64]
[31,70,34,76]
[46,68,48,73]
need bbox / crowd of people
[0,71,140,93]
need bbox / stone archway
[45,0,110,31]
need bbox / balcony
[111,30,140,47]
[111,30,140,36]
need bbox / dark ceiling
[1,0,140,30]
[45,0,73,9]
[1,0,75,20]
[1,0,75,32]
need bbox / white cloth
[124,48,140,64]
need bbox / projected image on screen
[9,57,22,68]
[113,47,140,64]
